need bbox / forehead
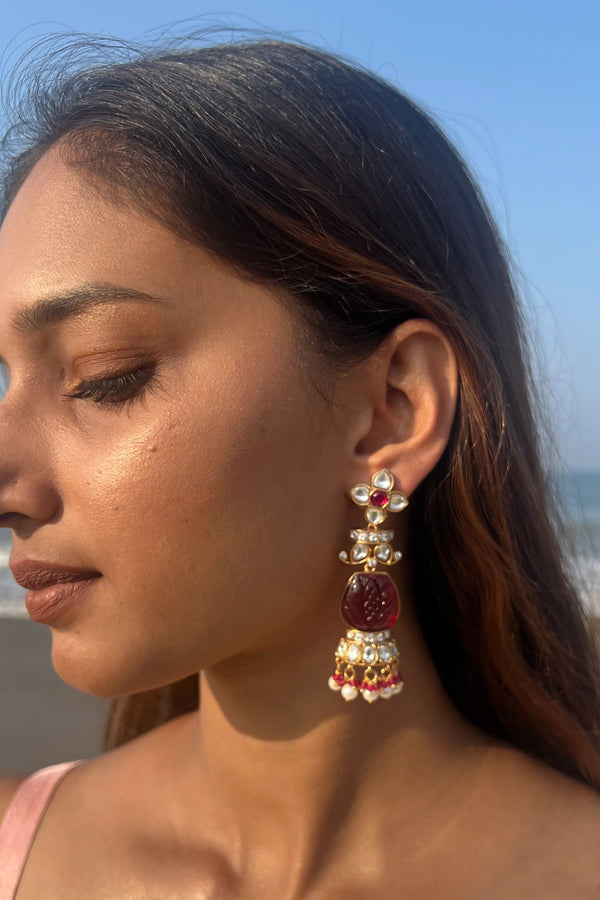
[1,148,112,277]
[3,148,100,234]
[0,148,299,356]
[0,148,204,309]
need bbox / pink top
[0,760,84,900]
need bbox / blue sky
[1,0,598,469]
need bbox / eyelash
[64,366,156,406]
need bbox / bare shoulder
[532,753,600,845]
[512,746,600,825]
[0,775,28,823]
[522,754,600,896]
[478,743,600,895]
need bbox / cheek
[52,354,343,687]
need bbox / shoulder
[0,775,28,823]
[0,761,87,828]
[524,762,600,896]
[530,755,600,852]
[514,747,600,828]
[477,744,600,895]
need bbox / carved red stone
[341,572,399,631]
[370,490,389,507]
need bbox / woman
[0,35,599,898]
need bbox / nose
[0,394,60,531]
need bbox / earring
[328,468,408,704]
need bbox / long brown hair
[3,36,599,786]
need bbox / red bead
[341,572,399,631]
[370,490,389,507]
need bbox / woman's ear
[349,319,458,496]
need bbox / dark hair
[3,35,599,788]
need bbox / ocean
[555,470,600,617]
[1,470,599,618]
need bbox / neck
[166,592,499,890]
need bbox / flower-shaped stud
[339,469,408,570]
[349,469,408,526]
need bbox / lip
[9,559,102,624]
[24,578,100,624]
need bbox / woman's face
[0,149,353,695]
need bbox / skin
[1,148,599,899]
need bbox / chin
[49,633,196,698]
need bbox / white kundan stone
[393,551,402,562]
[351,543,369,562]
[338,551,348,561]
[336,641,347,655]
[379,645,391,662]
[388,492,408,512]
[372,469,393,490]
[341,684,358,701]
[351,484,370,505]
[366,558,377,570]
[375,544,392,563]
[366,507,385,525]
[328,676,341,691]
[347,644,361,662]
[368,532,378,543]
[362,645,377,664]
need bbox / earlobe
[353,319,458,496]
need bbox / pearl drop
[328,676,341,691]
[341,684,358,701]
[361,690,379,703]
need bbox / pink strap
[0,760,84,900]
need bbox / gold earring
[328,468,408,703]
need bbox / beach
[0,618,109,776]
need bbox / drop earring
[328,468,407,703]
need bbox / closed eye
[64,366,156,405]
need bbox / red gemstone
[370,490,389,507]
[341,572,399,631]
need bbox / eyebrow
[11,282,167,334]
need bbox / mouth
[9,558,102,590]
[10,558,103,625]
